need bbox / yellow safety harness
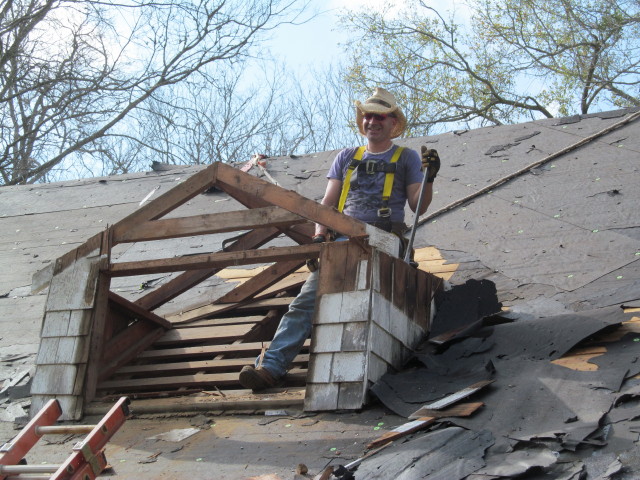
[337,146,405,219]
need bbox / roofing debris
[0,364,33,423]
[362,282,640,479]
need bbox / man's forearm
[418,182,433,215]
[314,178,343,238]
[315,223,328,236]
[314,197,334,236]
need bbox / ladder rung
[0,464,60,474]
[0,397,129,480]
[35,425,96,436]
[6,477,50,480]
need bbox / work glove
[421,146,440,183]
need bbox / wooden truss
[31,162,442,419]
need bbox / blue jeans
[257,270,319,378]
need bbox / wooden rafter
[167,297,295,325]
[214,259,306,304]
[110,163,219,241]
[133,226,284,311]
[108,244,322,277]
[214,162,367,237]
[113,206,307,243]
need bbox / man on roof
[239,87,440,391]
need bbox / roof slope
[1,108,639,477]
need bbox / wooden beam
[208,178,316,244]
[137,340,311,362]
[153,324,255,347]
[110,163,219,240]
[101,297,172,370]
[113,206,307,243]
[168,297,293,324]
[108,244,322,277]
[134,226,283,311]
[113,355,309,377]
[252,272,307,300]
[83,256,111,405]
[102,320,164,366]
[108,292,171,329]
[169,300,294,325]
[174,314,270,328]
[215,162,367,238]
[215,259,305,304]
[98,368,308,391]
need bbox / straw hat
[354,87,407,139]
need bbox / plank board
[215,162,367,237]
[215,259,305,304]
[113,354,309,377]
[173,314,270,329]
[137,340,311,361]
[168,297,295,324]
[367,402,484,449]
[98,368,308,391]
[116,206,306,243]
[256,272,308,299]
[134,227,283,310]
[109,243,322,277]
[153,324,255,346]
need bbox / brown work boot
[239,365,279,391]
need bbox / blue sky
[265,0,460,75]
[267,1,350,72]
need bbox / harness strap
[337,146,404,215]
[382,146,404,204]
[356,161,397,174]
[338,146,366,213]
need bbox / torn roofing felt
[354,427,494,480]
[371,282,638,454]
[428,279,503,339]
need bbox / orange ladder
[0,397,130,480]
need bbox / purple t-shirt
[327,145,423,223]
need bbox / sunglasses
[364,112,395,121]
